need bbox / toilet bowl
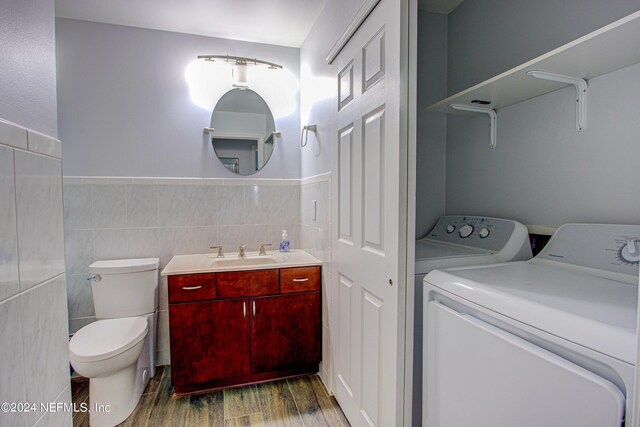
[68,258,159,427]
[69,317,148,426]
[69,317,148,377]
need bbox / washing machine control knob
[446,225,455,234]
[620,239,640,263]
[479,228,490,238]
[459,224,474,238]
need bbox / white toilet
[69,258,159,427]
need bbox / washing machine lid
[69,317,148,363]
[424,262,638,364]
[415,239,497,275]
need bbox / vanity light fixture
[197,55,284,90]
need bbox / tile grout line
[14,136,29,413]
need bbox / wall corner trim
[325,0,382,65]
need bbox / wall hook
[527,70,588,131]
[450,104,497,148]
[301,124,317,147]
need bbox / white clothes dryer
[412,215,532,426]
[423,223,640,427]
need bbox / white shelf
[427,11,640,114]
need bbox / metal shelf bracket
[450,104,498,148]
[527,70,588,131]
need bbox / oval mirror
[210,88,276,175]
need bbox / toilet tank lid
[89,258,160,274]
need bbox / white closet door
[424,301,625,427]
[331,0,405,425]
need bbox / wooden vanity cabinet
[250,292,321,373]
[169,298,250,388]
[168,266,321,395]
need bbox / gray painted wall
[415,11,447,238]
[56,18,301,178]
[0,0,58,136]
[447,0,640,95]
[442,1,640,227]
[300,0,367,178]
[446,62,640,227]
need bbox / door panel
[250,292,321,373]
[169,298,250,386]
[339,124,354,243]
[331,0,404,425]
[362,106,385,254]
[363,27,386,91]
[361,290,384,426]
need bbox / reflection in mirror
[210,88,276,175]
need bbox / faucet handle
[259,243,273,256]
[210,245,224,258]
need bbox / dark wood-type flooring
[71,366,350,426]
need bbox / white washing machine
[423,223,640,427]
[412,215,532,426]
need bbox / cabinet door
[169,298,250,387]
[250,292,321,373]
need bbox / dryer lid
[415,239,491,260]
[69,317,148,362]
[425,262,638,364]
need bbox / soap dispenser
[279,229,291,252]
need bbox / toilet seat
[69,317,148,363]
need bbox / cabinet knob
[182,285,203,290]
[292,278,309,282]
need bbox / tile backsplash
[63,176,302,364]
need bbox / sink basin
[211,256,279,268]
[161,250,322,276]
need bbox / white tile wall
[299,173,332,386]
[0,296,26,427]
[0,145,19,301]
[63,177,303,366]
[21,277,70,426]
[15,151,65,291]
[0,118,70,427]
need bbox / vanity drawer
[168,273,216,303]
[280,266,321,294]
[217,269,279,298]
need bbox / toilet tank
[89,258,160,319]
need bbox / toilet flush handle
[86,274,101,282]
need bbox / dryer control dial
[479,228,490,239]
[446,225,455,234]
[620,239,640,264]
[459,224,474,238]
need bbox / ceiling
[418,0,464,14]
[55,0,328,48]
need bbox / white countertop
[161,249,322,276]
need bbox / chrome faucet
[238,244,246,258]
[259,243,272,256]
[210,245,224,258]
